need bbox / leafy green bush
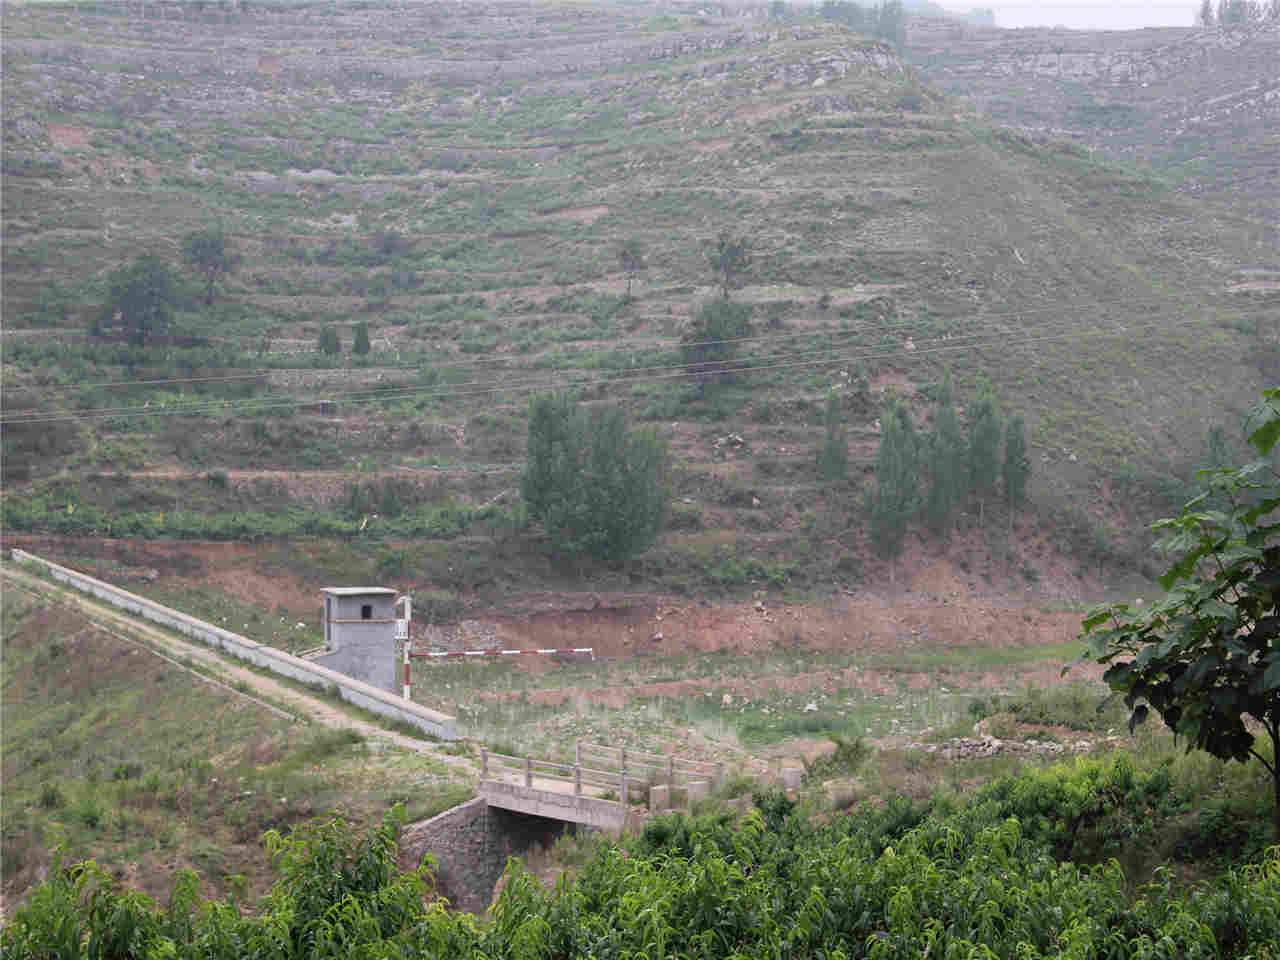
[803,734,872,781]
[6,768,1280,959]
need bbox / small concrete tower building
[316,587,400,694]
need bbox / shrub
[38,784,63,809]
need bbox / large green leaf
[1248,400,1280,454]
[1261,658,1280,694]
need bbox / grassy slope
[0,583,470,908]
[1,0,1270,603]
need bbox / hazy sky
[983,2,1195,30]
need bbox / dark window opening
[361,604,372,620]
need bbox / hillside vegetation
[0,582,470,908]
[2,0,1273,611]
[6,770,1280,957]
[904,15,1280,251]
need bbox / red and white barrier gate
[401,646,594,699]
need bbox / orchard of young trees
[6,775,1278,959]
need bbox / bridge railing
[480,749,648,801]
[576,741,723,789]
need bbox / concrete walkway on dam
[1,562,474,775]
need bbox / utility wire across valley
[2,313,1221,426]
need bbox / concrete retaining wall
[10,549,456,740]
[398,798,571,914]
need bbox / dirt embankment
[4,535,1086,666]
[479,594,1081,660]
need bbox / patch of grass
[0,592,471,910]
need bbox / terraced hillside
[1,0,1273,613]
[906,16,1280,260]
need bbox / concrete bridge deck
[477,745,719,831]
[478,778,627,830]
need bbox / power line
[5,294,1230,398]
[5,373,267,394]
[7,294,1241,423]
[0,309,1184,422]
[1,313,1217,426]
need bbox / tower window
[361,604,372,619]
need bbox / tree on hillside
[681,299,753,385]
[353,320,371,356]
[707,231,752,299]
[1002,414,1031,508]
[967,385,1002,524]
[521,393,670,566]
[820,0,867,28]
[1216,0,1265,21]
[867,400,920,581]
[875,0,907,49]
[618,238,646,299]
[926,369,965,537]
[1082,389,1280,840]
[95,255,177,346]
[182,227,237,306]
[317,324,341,356]
[1197,0,1215,24]
[817,391,849,486]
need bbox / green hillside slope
[2,0,1271,599]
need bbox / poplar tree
[817,392,849,486]
[968,386,1002,524]
[926,370,965,537]
[522,394,669,566]
[868,401,920,579]
[353,320,371,356]
[1003,414,1031,508]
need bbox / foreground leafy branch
[1081,388,1280,839]
[6,783,1280,958]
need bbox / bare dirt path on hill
[0,563,476,775]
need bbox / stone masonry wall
[398,799,570,915]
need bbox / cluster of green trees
[521,394,670,567]
[814,0,908,47]
[1197,0,1280,24]
[93,229,384,359]
[864,373,1029,566]
[7,755,1279,958]
[93,229,236,345]
[317,320,371,357]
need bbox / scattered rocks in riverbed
[903,734,1097,760]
